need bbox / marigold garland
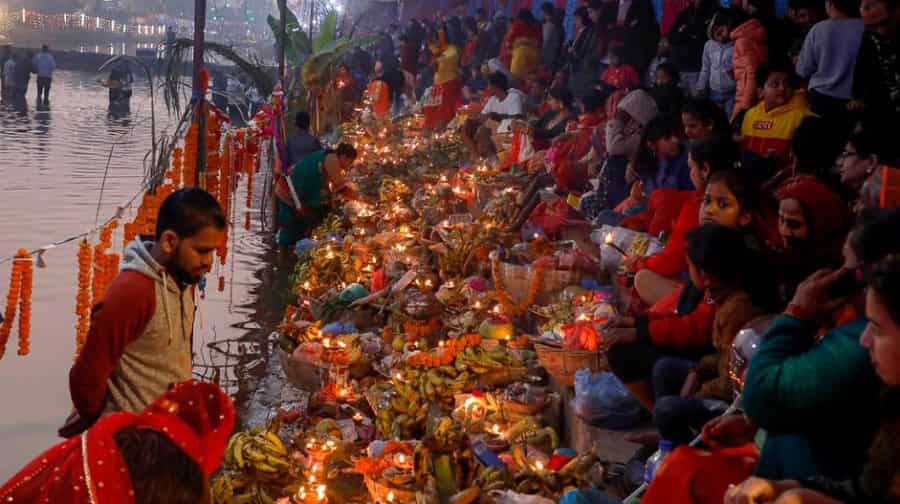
[75,240,93,355]
[491,255,546,316]
[17,250,33,356]
[0,249,30,359]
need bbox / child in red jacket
[600,46,642,91]
[625,134,739,306]
[606,168,757,409]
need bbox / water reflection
[0,68,267,480]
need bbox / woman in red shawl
[0,380,235,503]
[772,175,851,303]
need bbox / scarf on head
[776,175,850,253]
[0,380,235,504]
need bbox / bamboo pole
[192,0,207,187]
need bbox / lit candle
[491,424,501,435]
[604,233,628,256]
[387,491,395,502]
[353,412,363,422]
[397,454,406,464]
[534,460,544,471]
[316,484,326,501]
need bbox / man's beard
[168,262,204,286]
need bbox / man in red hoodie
[61,188,225,437]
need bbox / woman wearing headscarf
[773,175,852,303]
[504,9,544,82]
[0,379,235,503]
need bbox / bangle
[785,302,813,321]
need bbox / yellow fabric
[740,92,813,158]
[434,45,461,86]
[510,40,541,81]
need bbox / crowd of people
[1,0,899,500]
[343,0,900,502]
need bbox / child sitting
[681,98,731,142]
[649,63,686,115]
[629,114,693,195]
[607,168,758,409]
[627,135,739,305]
[652,223,774,445]
[736,63,813,187]
[695,12,737,117]
[600,46,642,91]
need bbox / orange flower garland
[183,123,199,187]
[92,221,119,301]
[0,249,29,359]
[17,250,32,356]
[170,146,183,188]
[491,255,546,316]
[75,240,92,355]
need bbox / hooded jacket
[69,239,195,419]
[740,92,813,161]
[731,19,768,119]
[606,89,658,157]
[696,39,736,97]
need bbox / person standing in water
[32,45,55,104]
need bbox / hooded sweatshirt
[731,19,768,119]
[69,239,195,419]
[740,92,813,161]
[606,89,658,157]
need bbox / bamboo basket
[364,475,417,504]
[534,343,608,387]
[278,348,323,392]
[497,261,584,306]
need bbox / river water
[0,69,271,480]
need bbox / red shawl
[0,380,235,503]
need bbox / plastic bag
[573,370,642,429]
[591,224,663,272]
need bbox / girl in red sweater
[607,168,758,409]
[626,134,739,306]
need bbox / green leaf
[313,10,338,53]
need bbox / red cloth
[423,78,463,129]
[621,189,694,236]
[0,380,234,503]
[639,193,702,278]
[775,175,850,252]
[647,292,716,347]
[647,283,684,316]
[601,64,642,90]
[70,271,156,418]
[643,444,759,504]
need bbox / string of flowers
[17,250,33,356]
[490,254,546,317]
[0,249,32,359]
[75,240,92,356]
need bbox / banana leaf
[313,11,338,53]
[267,4,312,66]
[301,35,378,89]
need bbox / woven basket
[534,343,608,386]
[278,348,323,392]
[364,475,417,504]
[497,261,583,306]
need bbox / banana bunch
[375,366,478,439]
[223,428,293,480]
[475,465,512,493]
[431,416,464,452]
[504,452,600,499]
[454,346,516,374]
[211,475,282,504]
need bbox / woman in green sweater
[276,143,358,249]
[725,208,900,504]
[700,225,882,485]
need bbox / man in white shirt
[32,45,55,103]
[462,71,526,161]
